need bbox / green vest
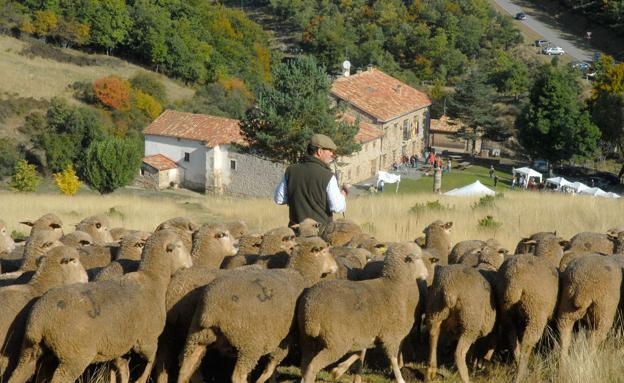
[285,155,334,227]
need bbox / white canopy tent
[578,187,608,197]
[513,167,542,188]
[444,180,495,197]
[376,171,401,193]
[545,176,572,190]
[565,181,589,193]
[605,192,621,199]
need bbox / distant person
[493,174,499,187]
[511,175,517,190]
[378,180,385,192]
[489,165,495,179]
[447,159,452,173]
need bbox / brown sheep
[60,231,93,248]
[425,264,497,383]
[496,254,559,383]
[0,246,87,379]
[422,221,453,265]
[0,220,15,255]
[75,215,114,245]
[92,231,152,281]
[322,219,362,246]
[190,224,237,268]
[557,254,622,368]
[513,232,556,255]
[224,221,248,240]
[155,217,198,254]
[20,214,63,238]
[449,238,502,264]
[220,227,296,270]
[237,233,263,255]
[568,231,619,255]
[7,230,192,383]
[177,237,337,383]
[292,218,321,238]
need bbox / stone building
[330,67,432,184]
[143,110,284,196]
[428,115,483,154]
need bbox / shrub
[130,73,167,103]
[133,90,162,119]
[471,193,504,209]
[53,165,80,196]
[93,76,131,110]
[410,200,451,214]
[477,215,503,230]
[10,159,41,192]
[82,137,142,194]
[0,138,20,177]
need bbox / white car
[543,46,565,55]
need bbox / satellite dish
[342,60,351,70]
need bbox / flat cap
[310,134,337,151]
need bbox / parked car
[570,61,591,72]
[543,46,565,55]
[515,12,527,20]
[534,39,549,47]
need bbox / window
[184,152,190,162]
[230,160,237,170]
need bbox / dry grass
[0,35,194,102]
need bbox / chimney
[395,84,402,95]
[367,64,373,72]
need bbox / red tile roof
[430,115,461,133]
[143,110,246,147]
[340,114,384,144]
[331,68,431,122]
[142,154,178,171]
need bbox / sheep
[449,238,502,264]
[496,254,559,383]
[292,218,321,238]
[567,231,620,255]
[237,233,263,255]
[0,246,88,379]
[224,220,248,240]
[0,220,15,255]
[220,227,296,269]
[110,227,131,242]
[190,224,237,268]
[155,217,198,254]
[458,245,508,269]
[531,236,569,268]
[60,231,93,248]
[18,231,64,272]
[425,264,497,383]
[298,242,428,383]
[347,233,388,257]
[556,254,622,368]
[20,214,63,238]
[328,247,371,280]
[177,237,338,383]
[322,219,362,246]
[92,231,152,281]
[514,231,556,255]
[7,229,193,383]
[421,220,453,265]
[75,215,114,245]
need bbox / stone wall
[224,152,285,197]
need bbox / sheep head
[21,213,64,238]
[289,237,338,285]
[224,220,248,240]
[260,227,296,256]
[238,234,263,255]
[155,217,197,252]
[382,242,428,282]
[142,230,193,275]
[76,215,113,244]
[608,231,624,254]
[0,219,15,254]
[117,231,150,261]
[291,218,321,238]
[61,231,94,248]
[322,219,362,246]
[36,245,89,285]
[191,224,237,267]
[22,230,64,271]
[422,221,453,253]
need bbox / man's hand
[341,183,351,197]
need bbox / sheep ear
[20,220,34,227]
[79,240,91,246]
[443,222,453,230]
[559,240,570,248]
[50,223,62,229]
[524,240,537,245]
[414,236,426,247]
[498,248,509,255]
[290,223,300,229]
[608,233,618,242]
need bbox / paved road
[492,0,594,62]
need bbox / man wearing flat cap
[274,133,347,228]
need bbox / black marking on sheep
[231,295,239,302]
[253,278,273,302]
[57,300,66,309]
[82,290,101,318]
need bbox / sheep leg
[454,333,476,383]
[353,349,366,383]
[231,352,260,383]
[588,302,616,350]
[330,353,361,379]
[256,342,290,383]
[135,349,157,383]
[515,316,547,383]
[557,317,575,368]
[383,344,406,383]
[50,358,92,383]
[426,319,442,381]
[178,327,218,383]
[112,357,130,383]
[301,347,345,383]
[7,342,41,383]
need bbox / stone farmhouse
[141,67,432,195]
[331,67,432,185]
[142,110,284,196]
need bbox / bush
[53,165,80,196]
[410,200,451,214]
[0,138,20,177]
[130,73,167,104]
[93,76,131,110]
[133,90,162,119]
[82,137,142,194]
[10,159,41,192]
[477,215,503,230]
[471,194,503,209]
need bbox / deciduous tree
[82,137,142,194]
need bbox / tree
[0,138,20,177]
[53,165,80,196]
[82,137,142,194]
[10,159,40,192]
[239,56,360,164]
[130,72,167,104]
[517,64,601,165]
[133,89,162,119]
[93,76,131,110]
[590,55,624,156]
[446,70,500,147]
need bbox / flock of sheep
[0,213,623,383]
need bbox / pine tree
[239,56,360,164]
[82,137,142,194]
[10,160,41,193]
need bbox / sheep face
[383,242,428,281]
[162,235,193,272]
[225,220,248,240]
[322,219,362,246]
[24,231,63,258]
[155,217,197,251]
[608,231,624,254]
[292,218,321,237]
[0,220,15,253]
[260,227,297,255]
[292,237,338,277]
[423,220,453,252]
[35,246,89,284]
[76,215,113,244]
[118,231,150,261]
[238,234,263,255]
[60,231,94,248]
[21,213,64,237]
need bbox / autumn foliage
[93,76,131,110]
[53,165,81,196]
[133,90,163,119]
